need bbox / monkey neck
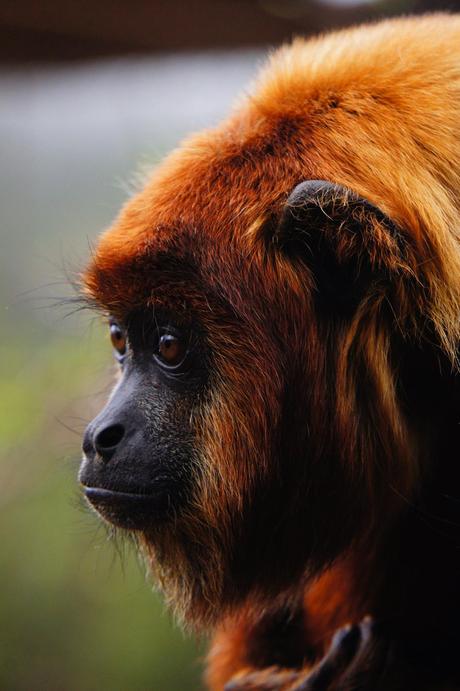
[305,357,460,659]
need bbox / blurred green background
[0,53,260,691]
[1,1,456,690]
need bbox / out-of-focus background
[1,1,457,689]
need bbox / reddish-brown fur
[83,15,460,689]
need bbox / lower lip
[84,486,154,504]
[83,485,167,529]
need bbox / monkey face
[80,310,206,530]
[79,236,307,624]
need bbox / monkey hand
[225,618,396,691]
[291,617,395,691]
[224,666,306,691]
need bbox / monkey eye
[109,322,127,359]
[154,332,187,369]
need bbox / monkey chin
[79,452,186,530]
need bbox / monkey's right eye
[109,323,127,359]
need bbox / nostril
[94,423,125,455]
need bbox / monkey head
[78,20,460,629]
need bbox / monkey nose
[83,422,126,462]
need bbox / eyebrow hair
[81,248,208,319]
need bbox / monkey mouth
[82,485,171,530]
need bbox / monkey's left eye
[154,333,187,369]
[110,323,127,359]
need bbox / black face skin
[79,310,205,530]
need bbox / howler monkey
[79,14,460,690]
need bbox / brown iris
[157,333,186,367]
[110,323,127,356]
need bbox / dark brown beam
[0,0,459,64]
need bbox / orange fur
[83,14,460,689]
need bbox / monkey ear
[268,180,407,307]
